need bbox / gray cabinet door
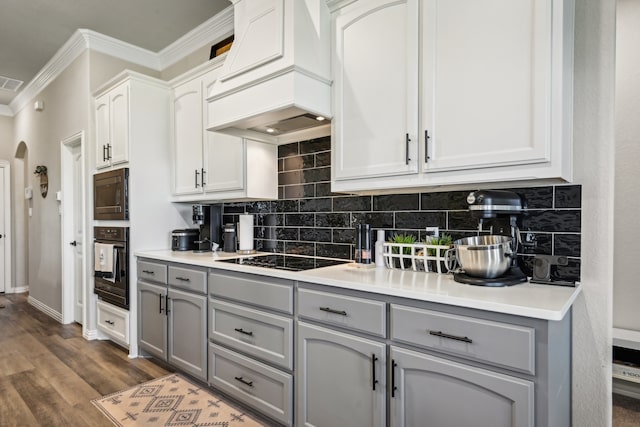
[138,281,167,359]
[390,346,534,427]
[168,287,207,381]
[296,322,386,427]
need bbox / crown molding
[159,5,234,69]
[6,6,234,115]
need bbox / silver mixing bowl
[452,235,514,278]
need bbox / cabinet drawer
[96,300,129,345]
[137,260,167,284]
[168,265,207,294]
[209,270,293,314]
[210,299,293,369]
[390,304,535,374]
[298,288,386,338]
[209,343,293,426]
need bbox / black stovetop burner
[219,254,351,272]
[453,267,528,287]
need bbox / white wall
[571,0,616,425]
[613,0,640,333]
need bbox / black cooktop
[220,254,351,272]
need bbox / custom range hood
[207,0,332,145]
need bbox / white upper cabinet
[332,0,419,180]
[331,0,574,193]
[170,60,278,202]
[95,81,130,169]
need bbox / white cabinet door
[95,93,110,169]
[296,322,386,427]
[390,346,534,427]
[173,78,205,195]
[108,82,130,166]
[333,0,419,180]
[201,69,245,193]
[422,0,552,172]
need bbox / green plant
[389,233,417,268]
[425,233,453,256]
[34,165,47,176]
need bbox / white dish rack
[382,242,452,273]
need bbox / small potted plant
[389,233,417,269]
[424,234,453,272]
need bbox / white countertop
[135,250,581,321]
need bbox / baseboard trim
[28,296,63,323]
[5,286,29,294]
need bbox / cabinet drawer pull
[371,353,378,391]
[405,133,411,165]
[142,270,155,275]
[319,306,347,316]
[234,328,253,336]
[424,129,431,163]
[175,276,190,282]
[105,319,115,325]
[391,359,398,398]
[428,330,473,344]
[234,376,253,387]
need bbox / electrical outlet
[425,227,439,238]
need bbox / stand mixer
[455,190,529,287]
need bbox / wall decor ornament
[34,165,48,198]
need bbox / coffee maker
[192,204,222,252]
[460,190,528,286]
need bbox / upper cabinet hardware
[69,241,77,246]
[201,168,206,186]
[107,144,112,160]
[428,330,473,344]
[425,130,431,163]
[405,133,411,165]
[371,354,379,391]
[234,328,254,336]
[195,170,200,188]
[319,306,347,316]
[103,145,107,162]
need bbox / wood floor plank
[0,293,171,426]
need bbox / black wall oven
[94,168,129,220]
[94,226,129,309]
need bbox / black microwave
[94,168,129,220]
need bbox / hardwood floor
[0,293,171,426]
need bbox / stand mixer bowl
[451,235,514,278]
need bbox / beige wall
[161,40,229,81]
[12,52,91,311]
[0,116,15,159]
[89,51,160,92]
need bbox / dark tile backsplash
[223,136,582,283]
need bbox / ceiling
[0,0,230,106]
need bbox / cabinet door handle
[142,270,155,275]
[319,306,347,316]
[201,168,206,186]
[102,145,107,162]
[195,170,200,188]
[424,130,431,163]
[371,353,379,391]
[165,295,170,315]
[405,133,411,165]
[159,293,164,314]
[234,328,254,336]
[105,319,114,325]
[107,143,112,160]
[428,330,473,344]
[391,359,398,398]
[175,276,190,282]
[234,376,254,387]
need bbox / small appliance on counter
[222,223,237,253]
[237,214,256,254]
[171,229,199,251]
[192,204,222,252]
[451,190,528,287]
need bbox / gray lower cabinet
[389,346,534,427]
[138,259,208,382]
[296,322,386,427]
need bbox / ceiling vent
[0,75,23,92]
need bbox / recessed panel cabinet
[171,61,278,202]
[95,81,129,169]
[331,0,574,192]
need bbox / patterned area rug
[92,374,267,426]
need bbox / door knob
[69,241,77,246]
